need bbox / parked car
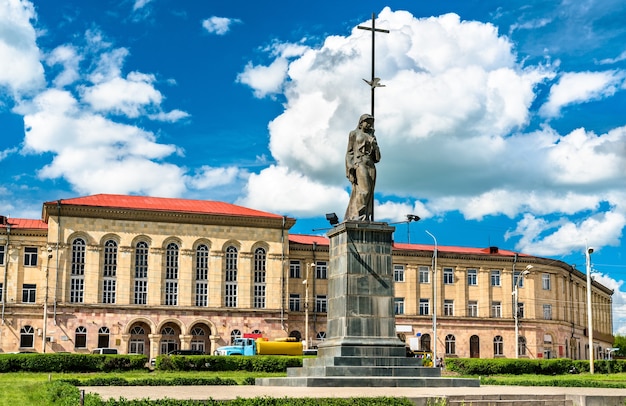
[91,348,118,354]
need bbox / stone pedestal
[257,222,479,387]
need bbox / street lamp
[42,247,53,353]
[585,247,594,374]
[303,263,315,350]
[390,214,420,243]
[425,230,437,367]
[514,265,533,358]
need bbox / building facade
[0,194,613,362]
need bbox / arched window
[420,334,431,352]
[316,331,326,341]
[253,247,266,309]
[98,327,110,348]
[225,246,238,307]
[445,334,456,355]
[493,335,504,356]
[75,326,87,348]
[134,241,149,305]
[230,329,242,344]
[160,326,178,354]
[518,336,527,356]
[195,244,209,307]
[165,242,179,305]
[20,325,35,348]
[102,240,117,304]
[129,325,148,355]
[289,330,302,342]
[70,238,86,303]
[191,326,207,352]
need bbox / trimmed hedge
[61,376,238,386]
[445,358,626,375]
[155,355,302,372]
[0,353,147,372]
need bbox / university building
[0,194,613,361]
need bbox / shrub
[0,353,147,372]
[154,355,302,372]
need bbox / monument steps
[288,365,441,378]
[256,376,480,388]
[445,394,573,406]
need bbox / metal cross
[358,12,389,118]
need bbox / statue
[344,113,380,221]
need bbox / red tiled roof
[289,234,524,256]
[289,234,330,246]
[0,218,48,230]
[46,194,284,219]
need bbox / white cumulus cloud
[202,16,242,36]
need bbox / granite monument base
[257,222,479,387]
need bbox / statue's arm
[345,131,356,179]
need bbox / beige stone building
[0,194,613,362]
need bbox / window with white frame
[253,247,266,308]
[315,295,327,313]
[517,302,525,318]
[468,300,478,317]
[22,284,36,303]
[0,245,4,266]
[443,267,454,284]
[394,264,405,282]
[70,238,86,303]
[543,304,552,320]
[134,241,149,305]
[75,326,87,348]
[24,246,38,267]
[225,246,238,307]
[102,240,117,304]
[445,334,456,355]
[444,299,454,316]
[164,242,179,306]
[419,266,430,283]
[518,336,527,356]
[316,331,326,341]
[513,271,525,288]
[467,269,477,286]
[491,301,502,318]
[98,326,110,348]
[315,261,327,279]
[419,298,430,315]
[20,325,35,348]
[542,273,551,290]
[394,298,405,315]
[230,329,242,344]
[289,294,300,311]
[289,260,301,279]
[490,270,501,286]
[195,244,209,307]
[493,335,504,356]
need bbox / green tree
[613,334,626,358]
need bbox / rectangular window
[134,280,147,305]
[165,281,178,306]
[467,269,477,286]
[0,283,3,302]
[542,273,551,290]
[394,298,405,315]
[315,262,327,279]
[468,300,478,317]
[491,301,502,318]
[419,298,430,315]
[490,270,501,286]
[289,294,301,311]
[225,283,237,307]
[70,277,84,303]
[543,304,552,320]
[419,266,430,283]
[22,284,36,303]
[289,261,301,279]
[513,271,525,288]
[444,299,454,316]
[24,247,38,267]
[315,295,327,313]
[0,245,4,266]
[195,282,208,307]
[443,267,454,284]
[394,264,405,282]
[517,302,525,319]
[102,279,116,304]
[253,285,266,308]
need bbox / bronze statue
[344,113,380,221]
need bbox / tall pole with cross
[358,12,389,118]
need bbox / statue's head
[358,114,374,128]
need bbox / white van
[91,348,118,354]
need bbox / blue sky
[2,0,626,333]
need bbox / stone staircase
[442,394,573,406]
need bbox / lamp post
[390,214,420,243]
[425,230,437,367]
[585,247,594,374]
[42,247,52,353]
[514,265,533,358]
[303,262,315,350]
